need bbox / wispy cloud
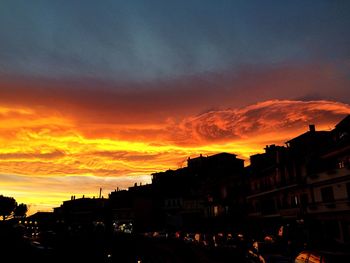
[1,99,349,214]
[168,100,350,148]
[1,62,350,128]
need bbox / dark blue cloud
[0,0,349,82]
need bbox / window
[255,200,261,212]
[321,186,334,203]
[346,182,350,200]
[213,206,219,216]
[291,195,299,208]
[261,199,276,214]
[300,193,309,208]
[282,194,289,209]
[276,198,281,209]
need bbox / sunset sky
[1,0,350,214]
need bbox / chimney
[309,124,316,132]
[99,188,102,198]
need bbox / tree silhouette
[0,195,17,220]
[14,203,28,219]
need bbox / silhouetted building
[286,124,333,183]
[187,152,244,179]
[54,196,107,231]
[109,184,159,232]
[246,115,350,246]
[246,126,333,227]
[152,167,204,230]
[306,115,350,245]
[108,190,134,224]
[150,153,245,231]
[23,211,55,238]
[246,145,300,220]
[247,124,334,218]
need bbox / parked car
[294,251,328,263]
[294,250,347,263]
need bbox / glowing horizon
[1,0,350,215]
[1,99,350,215]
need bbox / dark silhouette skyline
[1,0,350,215]
[2,114,350,263]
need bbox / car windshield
[308,253,321,263]
[295,251,308,263]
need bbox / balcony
[247,211,261,217]
[247,184,298,199]
[279,207,299,218]
[309,204,318,210]
[307,167,350,184]
[325,203,336,209]
[306,198,350,213]
[326,169,337,175]
[308,173,319,179]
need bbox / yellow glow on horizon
[1,101,350,214]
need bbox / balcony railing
[306,198,350,213]
[248,181,300,196]
[307,166,350,183]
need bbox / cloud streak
[1,62,350,129]
[1,1,349,214]
[169,100,350,147]
[1,99,349,213]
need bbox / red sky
[1,1,350,214]
[1,71,350,214]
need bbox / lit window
[295,196,299,205]
[291,195,299,208]
[214,206,219,216]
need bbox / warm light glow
[1,100,350,214]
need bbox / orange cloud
[1,61,350,127]
[169,100,350,146]
[1,100,349,214]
